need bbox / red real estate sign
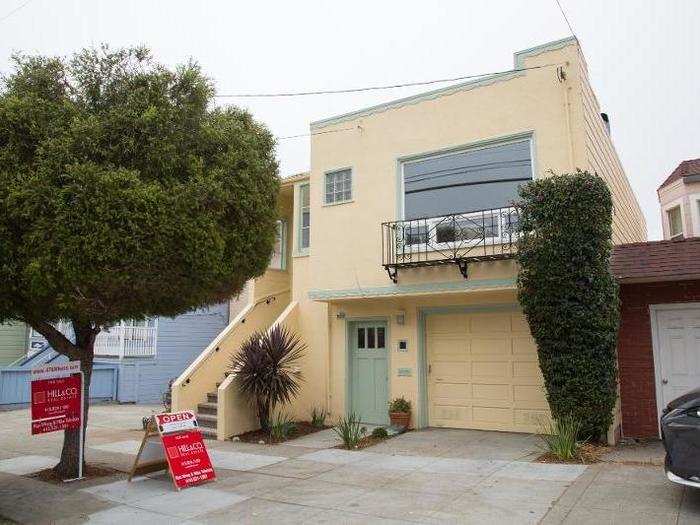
[160,430,215,489]
[31,374,82,435]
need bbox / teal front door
[350,321,389,425]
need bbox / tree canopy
[0,46,279,328]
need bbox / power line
[0,0,32,23]
[215,63,560,99]
[554,0,578,43]
[276,127,356,141]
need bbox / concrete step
[197,402,217,415]
[197,413,218,429]
[206,392,218,403]
[199,427,217,440]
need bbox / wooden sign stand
[129,417,173,485]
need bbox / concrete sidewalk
[0,405,697,524]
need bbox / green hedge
[516,171,619,440]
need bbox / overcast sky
[2,0,698,239]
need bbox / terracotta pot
[389,411,411,429]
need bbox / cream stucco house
[172,37,645,441]
[658,158,700,240]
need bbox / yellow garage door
[427,309,550,433]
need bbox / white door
[653,306,700,413]
[426,308,550,433]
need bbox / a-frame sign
[129,411,216,490]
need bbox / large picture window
[402,138,533,219]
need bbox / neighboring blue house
[1,303,230,406]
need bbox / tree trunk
[53,355,93,479]
[53,322,97,479]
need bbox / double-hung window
[298,183,310,252]
[324,168,352,205]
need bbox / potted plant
[388,397,411,429]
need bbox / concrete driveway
[0,405,698,524]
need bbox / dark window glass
[367,327,375,348]
[403,139,532,218]
[357,327,365,349]
[377,327,385,348]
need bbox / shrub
[388,397,411,413]
[310,406,328,428]
[539,415,584,461]
[231,324,306,431]
[371,427,389,439]
[270,412,297,442]
[333,413,366,449]
[516,171,619,440]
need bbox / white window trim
[662,198,685,239]
[294,182,310,257]
[323,167,354,206]
[688,192,700,238]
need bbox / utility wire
[0,0,32,23]
[277,127,356,141]
[216,63,560,98]
[554,0,579,43]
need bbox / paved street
[0,404,697,523]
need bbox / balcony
[31,321,157,358]
[381,206,519,283]
[93,324,158,358]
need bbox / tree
[516,171,619,440]
[0,46,280,478]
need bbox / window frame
[397,133,535,221]
[296,182,311,256]
[667,205,683,238]
[323,167,353,206]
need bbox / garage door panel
[473,406,512,424]
[432,361,470,382]
[471,337,508,355]
[514,409,550,429]
[472,383,510,404]
[471,360,510,378]
[511,314,532,334]
[513,361,543,381]
[432,383,470,405]
[513,385,548,408]
[430,336,469,358]
[432,405,470,424]
[427,314,470,334]
[427,308,549,433]
[512,336,537,355]
[470,314,510,333]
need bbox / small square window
[324,169,353,205]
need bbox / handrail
[173,288,290,388]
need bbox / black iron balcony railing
[381,206,519,283]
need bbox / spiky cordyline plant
[230,324,305,431]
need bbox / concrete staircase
[196,390,219,439]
